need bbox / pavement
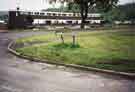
[0,31,135,92]
[0,29,8,33]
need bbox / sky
[0,0,134,11]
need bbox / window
[68,14,72,16]
[40,13,45,15]
[73,13,76,16]
[62,14,66,16]
[46,21,51,25]
[52,13,56,16]
[28,12,31,15]
[47,13,51,16]
[35,12,39,15]
[67,21,72,24]
[77,14,80,17]
[58,14,61,16]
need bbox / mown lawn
[16,30,135,73]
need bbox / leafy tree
[49,0,119,29]
[102,2,135,24]
[67,3,80,13]
[43,3,80,13]
[119,3,135,22]
[102,7,126,24]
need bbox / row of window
[20,11,100,18]
[33,19,101,25]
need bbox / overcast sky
[0,0,134,11]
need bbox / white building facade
[19,11,102,25]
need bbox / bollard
[72,32,76,46]
[60,32,64,44]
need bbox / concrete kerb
[8,40,135,79]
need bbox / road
[0,31,135,92]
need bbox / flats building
[8,10,103,29]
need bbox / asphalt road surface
[0,31,135,92]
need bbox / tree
[67,3,80,13]
[102,2,135,24]
[43,3,80,13]
[102,7,126,24]
[49,0,119,29]
[119,3,135,23]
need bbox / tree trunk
[80,1,88,29]
[81,17,85,29]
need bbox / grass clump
[52,43,80,49]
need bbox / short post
[72,32,76,46]
[60,32,64,44]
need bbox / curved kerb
[8,40,135,80]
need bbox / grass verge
[16,30,135,73]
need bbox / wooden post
[72,32,76,46]
[60,32,64,44]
